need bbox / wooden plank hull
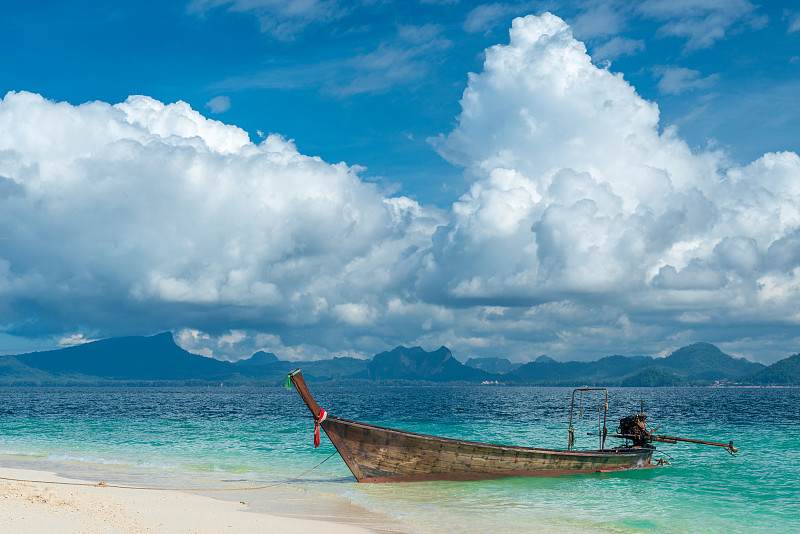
[321,416,654,483]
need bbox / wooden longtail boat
[287,370,655,483]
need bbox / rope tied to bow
[314,409,328,448]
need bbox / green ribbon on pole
[285,369,301,390]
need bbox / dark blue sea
[1,385,798,532]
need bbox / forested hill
[0,335,785,386]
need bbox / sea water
[1,385,797,533]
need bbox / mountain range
[0,333,795,386]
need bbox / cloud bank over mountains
[2,13,799,363]
[0,91,441,360]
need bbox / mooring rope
[0,451,338,492]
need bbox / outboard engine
[618,414,651,447]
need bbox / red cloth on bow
[314,409,327,448]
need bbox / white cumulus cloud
[425,13,800,360]
[0,91,442,359]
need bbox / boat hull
[321,416,653,483]
[287,369,654,483]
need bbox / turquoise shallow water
[1,386,798,533]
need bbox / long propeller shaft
[597,432,738,455]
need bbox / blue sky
[1,1,800,363]
[5,1,798,205]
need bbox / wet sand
[0,466,382,533]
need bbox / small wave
[43,453,179,470]
[0,449,45,457]
[134,460,179,469]
[45,453,124,465]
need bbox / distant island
[0,332,796,386]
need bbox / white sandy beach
[0,467,377,534]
